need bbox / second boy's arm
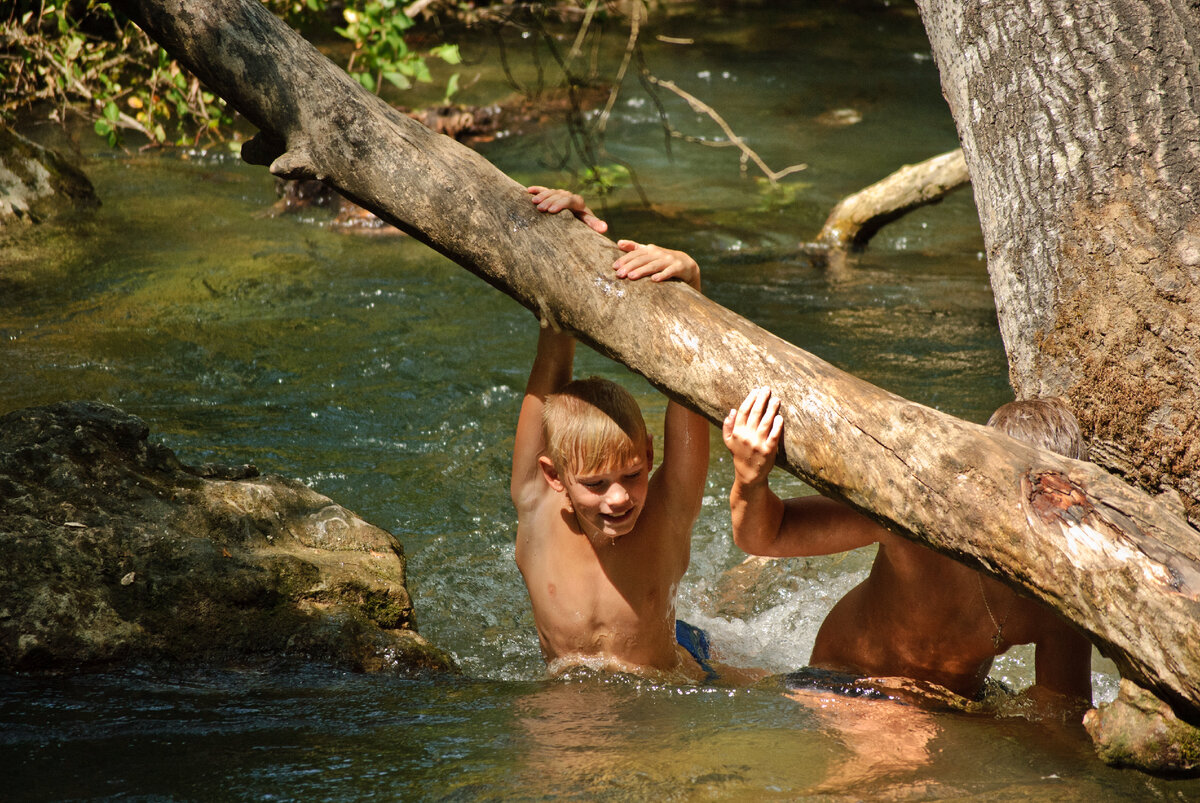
[723,387,886,557]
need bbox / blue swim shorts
[675,619,719,682]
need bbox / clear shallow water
[3,2,1196,799]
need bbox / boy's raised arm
[618,241,707,521]
[723,388,884,557]
[723,387,788,555]
[511,326,574,510]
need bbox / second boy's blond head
[542,377,649,478]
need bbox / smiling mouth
[602,510,635,526]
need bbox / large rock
[0,401,456,676]
[1084,679,1200,776]
[0,125,99,226]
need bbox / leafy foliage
[1,0,463,147]
[336,1,461,95]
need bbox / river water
[3,2,1197,799]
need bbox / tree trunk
[112,0,1200,722]
[917,0,1200,527]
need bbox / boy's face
[559,448,652,542]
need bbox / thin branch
[645,74,807,183]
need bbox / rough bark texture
[815,148,969,249]
[111,0,1200,721]
[0,401,457,675]
[917,0,1200,525]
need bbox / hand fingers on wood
[748,386,772,422]
[527,186,555,206]
[759,397,780,434]
[582,211,607,233]
[768,413,783,445]
[614,250,661,277]
[737,389,759,424]
[722,409,737,443]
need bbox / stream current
[3,3,1196,799]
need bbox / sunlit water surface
[3,3,1195,799]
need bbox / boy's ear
[645,433,654,466]
[537,455,566,492]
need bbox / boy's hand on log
[527,185,608,234]
[612,240,701,292]
[723,387,783,488]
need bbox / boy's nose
[605,485,632,511]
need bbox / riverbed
[3,2,1196,799]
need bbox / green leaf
[432,44,461,65]
[442,72,460,103]
[381,71,411,90]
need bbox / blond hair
[542,377,649,477]
[986,397,1084,459]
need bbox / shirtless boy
[722,389,1093,707]
[511,186,714,681]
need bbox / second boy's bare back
[723,389,1093,707]
[511,186,713,681]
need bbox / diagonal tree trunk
[112,0,1200,722]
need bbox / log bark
[815,148,969,250]
[112,0,1200,722]
[917,0,1200,526]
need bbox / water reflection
[787,686,941,795]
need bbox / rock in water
[0,401,456,676]
[0,125,99,226]
[1084,679,1200,776]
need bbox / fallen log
[112,0,1200,722]
[815,148,969,250]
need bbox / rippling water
[3,3,1196,799]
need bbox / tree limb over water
[111,0,1200,723]
[815,148,968,250]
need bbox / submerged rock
[0,125,99,226]
[0,401,456,676]
[1084,679,1200,776]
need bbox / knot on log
[240,131,286,167]
[1028,471,1091,525]
[1026,471,1200,600]
[535,296,562,333]
[267,141,319,182]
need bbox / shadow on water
[3,2,1197,799]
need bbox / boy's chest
[521,516,682,617]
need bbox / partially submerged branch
[816,148,969,249]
